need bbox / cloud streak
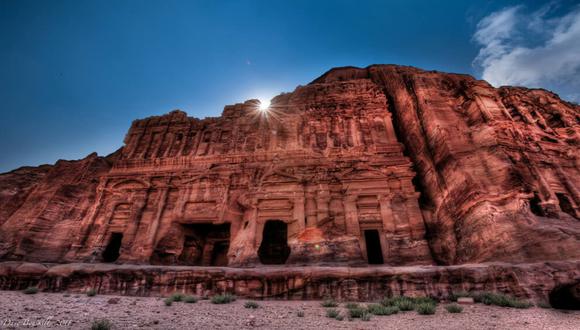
[473,5,580,102]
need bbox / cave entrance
[549,283,580,310]
[364,229,384,264]
[258,220,290,264]
[529,193,544,216]
[178,223,230,266]
[102,232,123,262]
[556,193,577,219]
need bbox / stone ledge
[0,260,578,302]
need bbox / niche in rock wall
[364,229,384,264]
[529,193,544,216]
[258,220,290,264]
[177,223,230,266]
[102,233,123,262]
[556,193,577,219]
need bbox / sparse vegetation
[344,302,359,309]
[211,293,236,304]
[244,301,259,309]
[321,298,338,308]
[169,293,184,302]
[86,289,97,297]
[416,302,436,315]
[91,319,112,330]
[296,310,305,317]
[367,303,400,315]
[445,304,463,313]
[361,312,372,321]
[347,307,367,318]
[472,292,532,309]
[183,295,198,303]
[164,298,173,306]
[326,308,340,319]
[23,286,38,294]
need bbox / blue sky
[1,0,578,172]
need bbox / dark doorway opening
[529,193,544,216]
[178,223,230,266]
[556,193,577,219]
[549,283,580,310]
[258,220,290,264]
[364,230,384,264]
[210,241,229,266]
[102,232,123,262]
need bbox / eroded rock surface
[0,65,578,269]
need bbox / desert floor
[0,291,578,329]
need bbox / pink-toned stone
[0,64,578,272]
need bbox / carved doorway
[364,229,384,264]
[178,223,230,266]
[102,232,123,262]
[258,220,290,264]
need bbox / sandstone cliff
[0,65,578,267]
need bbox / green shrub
[414,297,437,305]
[91,319,112,330]
[86,289,97,297]
[326,308,340,319]
[211,293,236,304]
[183,296,198,303]
[381,296,415,310]
[244,301,259,309]
[397,299,416,311]
[23,286,39,294]
[164,298,173,306]
[445,304,463,313]
[416,302,436,315]
[296,310,305,317]
[367,304,399,315]
[348,307,367,318]
[511,300,533,309]
[321,298,338,307]
[344,302,359,309]
[474,292,532,308]
[169,293,184,302]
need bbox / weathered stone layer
[1,261,578,303]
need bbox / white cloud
[473,5,580,102]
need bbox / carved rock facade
[0,65,579,269]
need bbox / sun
[258,98,271,111]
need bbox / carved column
[378,194,395,234]
[305,190,317,228]
[344,195,360,236]
[140,186,169,259]
[316,186,330,224]
[292,195,306,234]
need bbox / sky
[1,0,579,172]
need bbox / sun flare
[258,99,271,111]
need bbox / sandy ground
[0,291,578,329]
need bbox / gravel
[0,290,578,329]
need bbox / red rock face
[0,65,578,268]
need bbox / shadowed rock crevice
[549,282,580,310]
